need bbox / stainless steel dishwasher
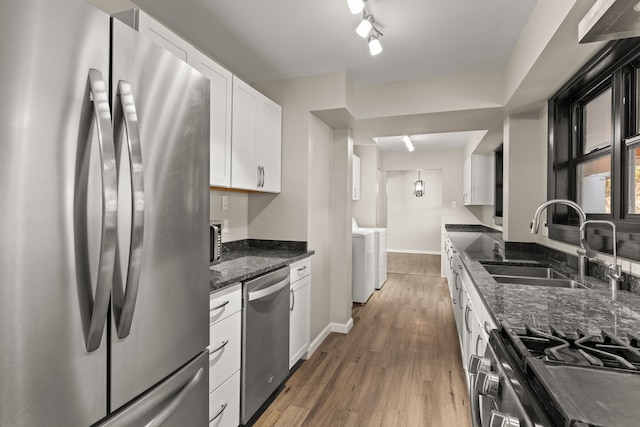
[241,266,290,424]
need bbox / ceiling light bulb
[368,34,382,55]
[356,15,374,38]
[347,0,365,14]
[403,135,414,151]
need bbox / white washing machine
[352,219,388,290]
[352,228,374,303]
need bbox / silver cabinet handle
[210,300,230,311]
[290,288,295,311]
[82,69,118,353]
[145,367,204,427]
[454,272,460,290]
[209,402,228,422]
[210,339,229,354]
[261,166,265,187]
[248,277,289,301]
[475,333,484,355]
[257,165,261,187]
[112,79,145,340]
[297,265,308,272]
[465,306,472,334]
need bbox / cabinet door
[256,96,282,193]
[289,275,311,368]
[353,155,361,200]
[463,157,472,205]
[188,50,233,188]
[138,12,190,62]
[231,77,258,190]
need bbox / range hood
[579,0,640,43]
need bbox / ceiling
[125,0,537,86]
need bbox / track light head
[368,33,382,55]
[356,13,374,38]
[347,0,366,14]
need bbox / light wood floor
[253,253,471,427]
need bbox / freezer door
[109,18,210,410]
[97,351,209,427]
[0,1,111,426]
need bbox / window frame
[548,38,640,261]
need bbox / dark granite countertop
[209,240,314,292]
[445,226,640,341]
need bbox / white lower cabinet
[209,284,241,427]
[209,371,240,427]
[289,258,311,369]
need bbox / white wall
[306,115,333,342]
[209,190,249,242]
[386,170,443,254]
[352,145,382,227]
[503,113,546,242]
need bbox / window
[548,39,640,261]
[628,138,640,214]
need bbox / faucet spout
[530,199,588,280]
[531,199,587,233]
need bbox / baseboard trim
[388,249,441,255]
[305,317,353,359]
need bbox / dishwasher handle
[248,277,290,302]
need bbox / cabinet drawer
[209,370,240,427]
[210,284,241,325]
[290,258,311,282]
[209,311,241,392]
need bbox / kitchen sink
[482,264,567,279]
[492,275,588,289]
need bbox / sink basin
[483,264,567,279]
[492,275,588,289]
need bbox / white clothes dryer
[352,228,374,303]
[352,219,388,290]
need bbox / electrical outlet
[452,201,457,208]
[223,219,229,233]
[542,221,548,236]
[222,195,228,210]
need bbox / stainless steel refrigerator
[0,1,210,426]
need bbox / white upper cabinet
[231,76,282,193]
[352,154,361,200]
[463,154,494,205]
[257,97,282,193]
[188,50,233,188]
[231,77,259,190]
[137,12,190,62]
[135,12,281,192]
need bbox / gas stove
[475,323,640,427]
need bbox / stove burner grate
[503,324,640,371]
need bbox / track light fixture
[347,0,367,14]
[346,0,384,56]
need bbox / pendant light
[414,170,424,197]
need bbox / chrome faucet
[579,220,622,300]
[530,199,588,281]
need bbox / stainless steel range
[471,324,640,427]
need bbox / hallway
[254,253,471,426]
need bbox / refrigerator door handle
[112,80,145,339]
[144,367,204,427]
[85,69,118,353]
